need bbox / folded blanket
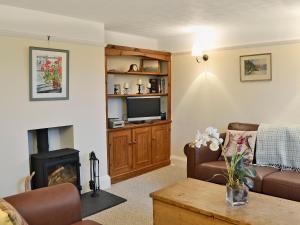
[256,124,300,171]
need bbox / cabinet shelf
[107,71,168,76]
[107,93,168,98]
[107,120,172,132]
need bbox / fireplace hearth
[30,128,82,191]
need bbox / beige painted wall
[172,43,300,157]
[0,36,107,196]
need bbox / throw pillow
[0,209,13,225]
[0,199,28,225]
[223,130,257,164]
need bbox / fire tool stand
[89,151,100,197]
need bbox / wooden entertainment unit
[105,45,172,183]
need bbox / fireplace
[30,128,82,191]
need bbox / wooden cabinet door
[133,127,152,169]
[152,124,171,163]
[109,130,133,176]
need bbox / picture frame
[114,84,121,95]
[29,47,69,101]
[141,59,160,73]
[240,53,272,82]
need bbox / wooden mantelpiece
[105,45,172,183]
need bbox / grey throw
[256,124,300,171]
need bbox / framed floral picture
[240,53,272,82]
[29,47,69,101]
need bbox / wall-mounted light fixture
[192,43,209,63]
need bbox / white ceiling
[1,0,300,49]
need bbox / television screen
[127,97,161,122]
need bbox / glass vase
[226,184,249,206]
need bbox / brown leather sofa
[4,183,102,225]
[184,122,300,202]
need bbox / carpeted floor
[87,161,186,225]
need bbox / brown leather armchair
[4,183,101,225]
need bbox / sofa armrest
[184,132,225,178]
[4,183,81,225]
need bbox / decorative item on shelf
[128,64,139,72]
[240,53,272,82]
[192,43,209,63]
[137,79,143,94]
[157,79,161,93]
[190,127,256,206]
[149,78,165,93]
[161,78,166,93]
[89,151,100,197]
[146,82,152,94]
[160,112,166,120]
[141,59,160,73]
[114,84,121,95]
[149,78,158,93]
[123,82,129,95]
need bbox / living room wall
[0,36,107,196]
[171,42,300,157]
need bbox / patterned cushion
[223,130,257,163]
[0,199,28,225]
[0,209,13,225]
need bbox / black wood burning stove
[30,128,82,191]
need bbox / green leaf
[244,166,256,178]
[243,177,254,189]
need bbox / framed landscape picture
[29,47,69,101]
[141,59,160,73]
[240,53,272,82]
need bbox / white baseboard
[171,155,187,168]
[100,174,111,190]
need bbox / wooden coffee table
[150,178,300,225]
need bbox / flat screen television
[127,96,161,122]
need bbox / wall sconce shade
[192,43,209,63]
[195,54,209,63]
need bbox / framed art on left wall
[29,47,69,101]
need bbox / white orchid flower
[193,127,223,150]
[219,138,224,144]
[205,127,218,136]
[194,130,210,148]
[195,139,203,148]
[202,134,210,146]
[209,138,221,151]
[209,142,219,151]
[195,130,201,141]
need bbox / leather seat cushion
[196,161,279,192]
[252,166,279,192]
[263,171,300,201]
[196,161,227,185]
[72,220,102,225]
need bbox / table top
[150,178,300,225]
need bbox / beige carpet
[87,162,186,225]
